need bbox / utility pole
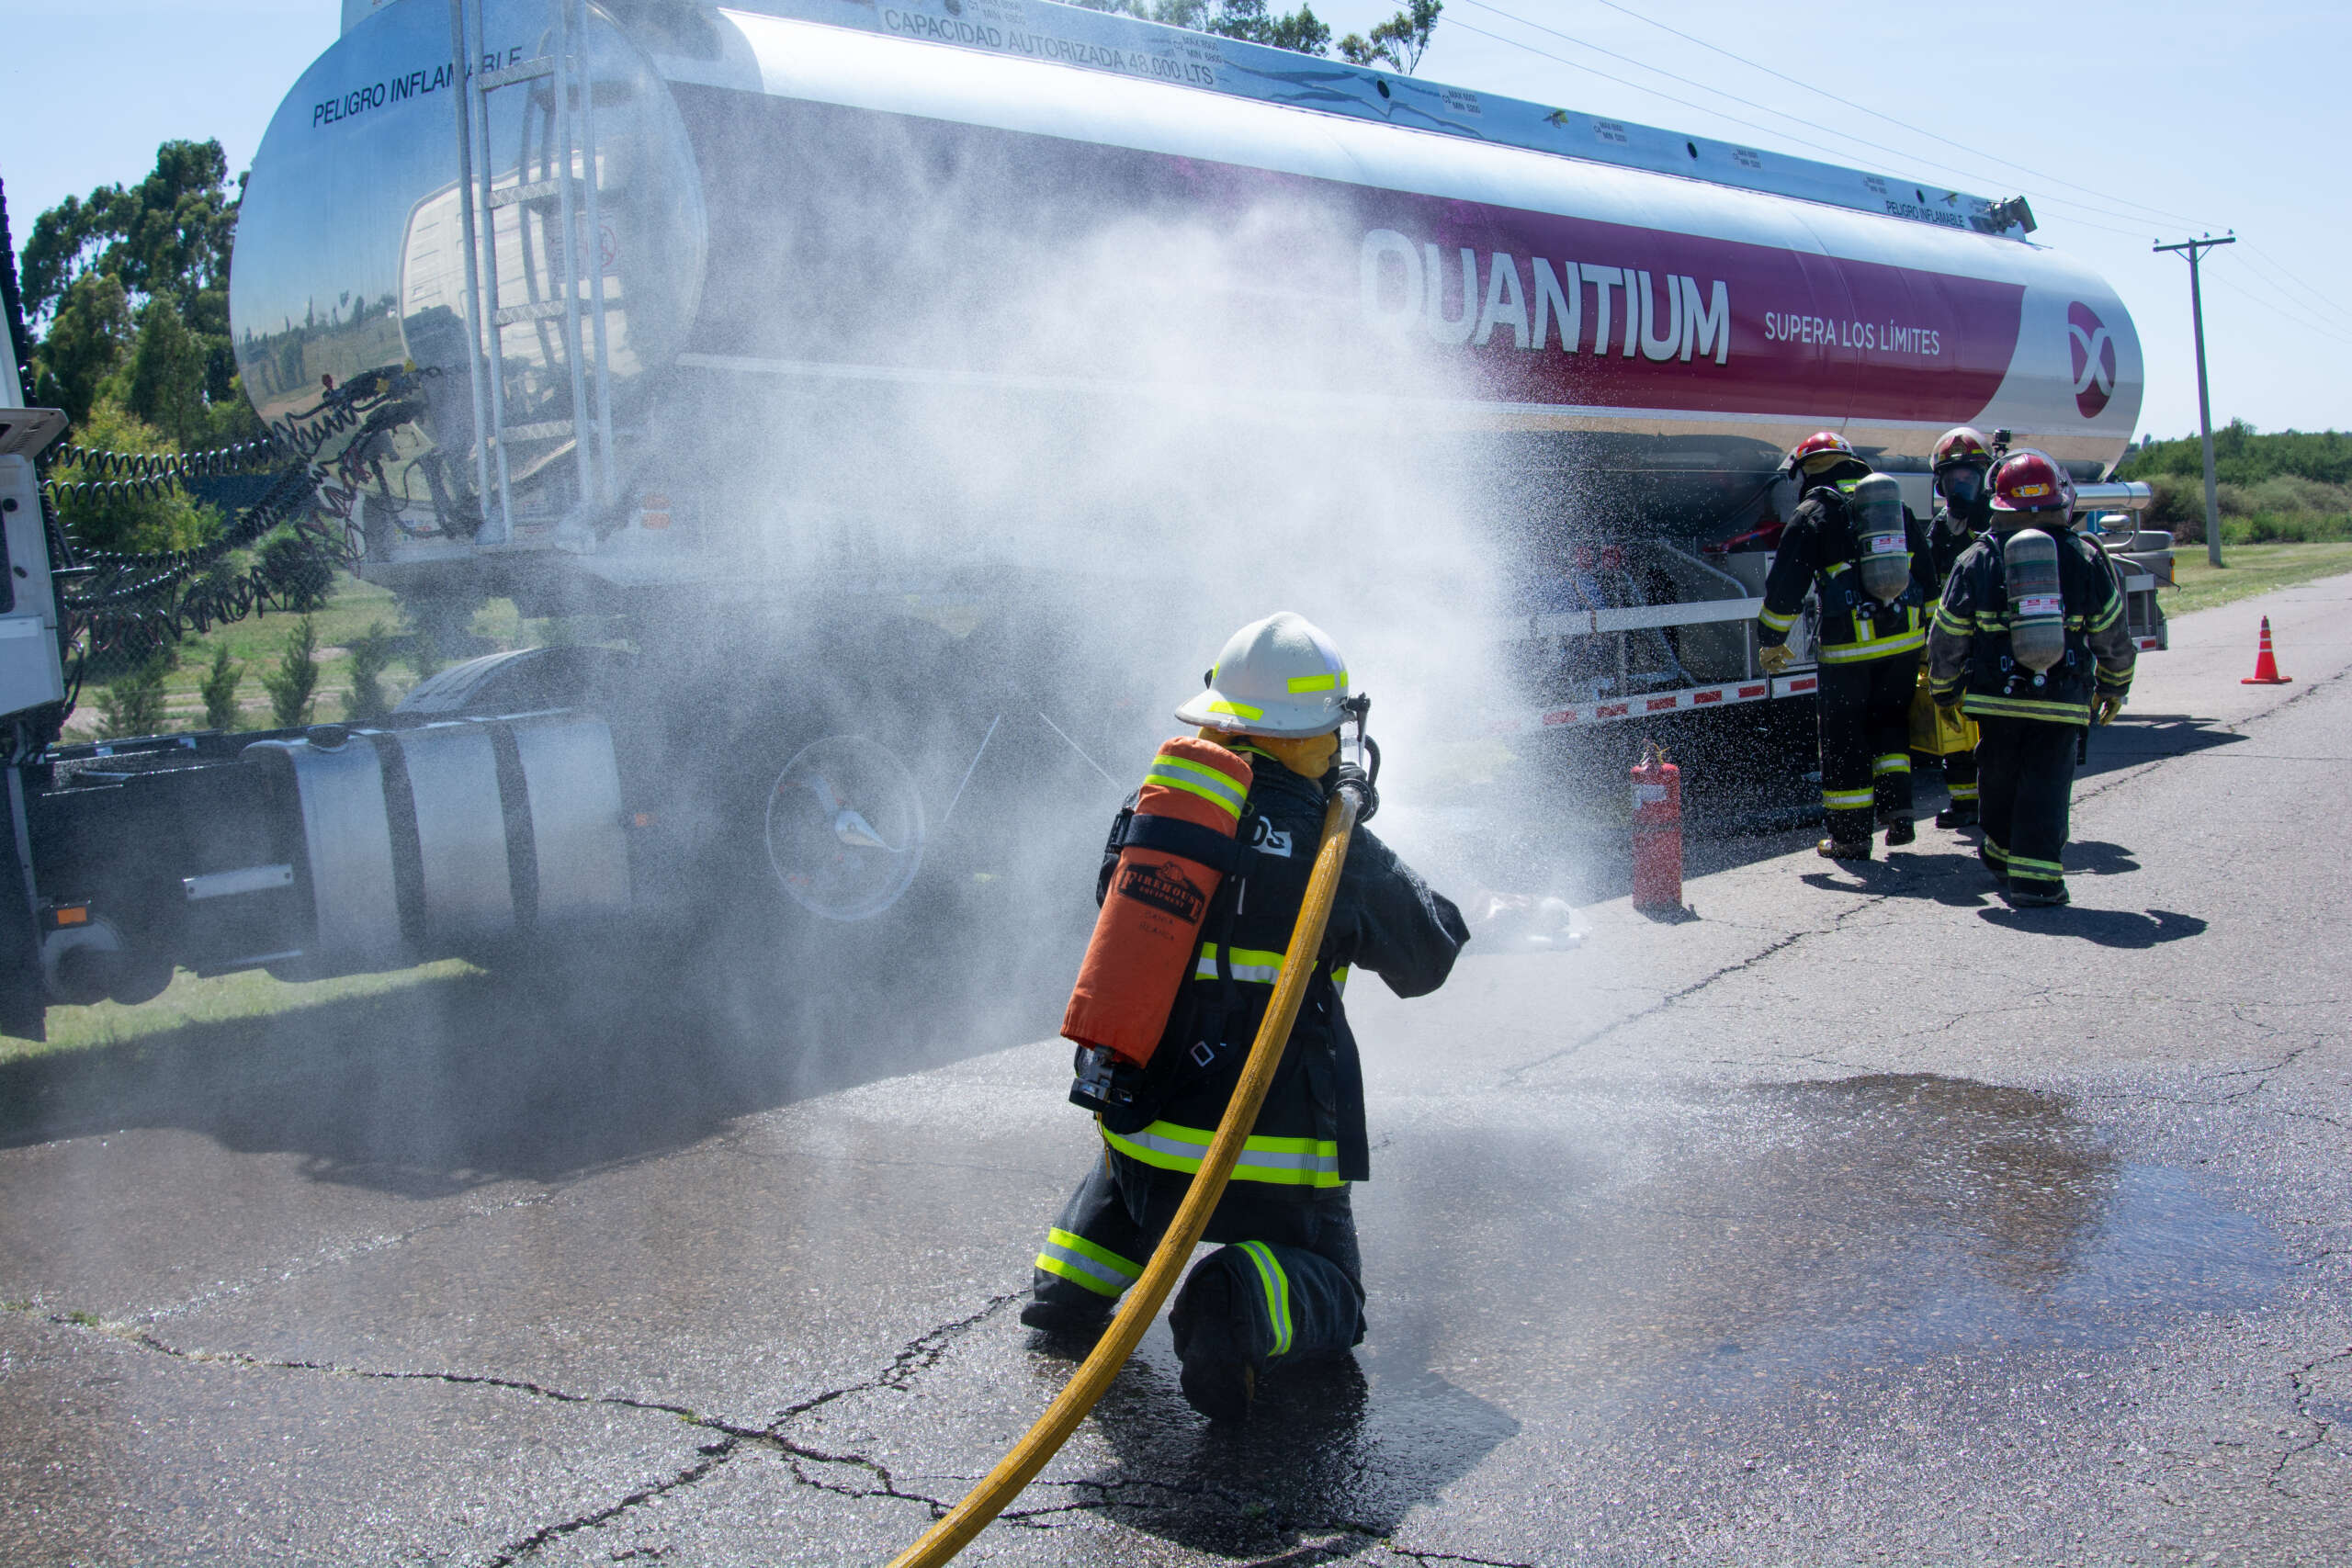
[2153,233,2235,569]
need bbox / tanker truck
[0,0,2168,1035]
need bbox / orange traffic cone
[2242,616,2292,684]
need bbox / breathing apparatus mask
[1937,462,1991,529]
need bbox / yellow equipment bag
[1908,665,1978,756]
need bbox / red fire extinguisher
[1631,740,1682,913]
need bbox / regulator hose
[885,776,1367,1568]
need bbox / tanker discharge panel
[231,0,2143,556]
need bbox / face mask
[1939,466,1984,507]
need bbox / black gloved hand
[1332,761,1379,824]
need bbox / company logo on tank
[1354,223,2024,423]
[2067,302,2117,419]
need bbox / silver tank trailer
[232,0,2146,590]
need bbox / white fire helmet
[1174,612,1351,738]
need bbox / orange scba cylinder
[1061,737,1254,1067]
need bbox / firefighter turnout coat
[1756,485,1936,666]
[1926,526,2137,726]
[1092,745,1468,1191]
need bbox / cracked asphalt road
[3,576,2349,1566]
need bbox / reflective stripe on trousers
[1237,1239,1294,1358]
[1035,1226,1144,1298]
[1102,1121,1346,1188]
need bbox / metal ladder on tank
[447,0,617,544]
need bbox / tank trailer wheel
[762,735,928,921]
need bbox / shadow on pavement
[1800,845,2000,907]
[2080,712,2247,781]
[1975,906,2208,948]
[1075,1348,1517,1558]
[0,901,1082,1198]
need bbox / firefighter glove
[1332,761,1379,824]
[2092,693,2124,727]
[1758,643,1794,676]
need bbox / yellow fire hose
[886,784,1363,1568]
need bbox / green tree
[343,620,399,723]
[260,615,322,728]
[46,398,220,557]
[1340,0,1442,73]
[198,642,243,731]
[96,650,175,739]
[258,530,334,612]
[121,295,212,449]
[31,273,134,424]
[23,139,253,442]
[1077,0,1333,54]
[21,140,240,322]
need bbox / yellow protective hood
[1200,728,1339,780]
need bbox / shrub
[198,642,243,731]
[344,619,399,723]
[260,615,321,728]
[96,649,174,739]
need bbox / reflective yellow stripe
[2087,597,2123,632]
[1035,1227,1143,1297]
[1933,605,1973,637]
[1194,942,1348,991]
[1824,786,1875,810]
[1102,1121,1345,1188]
[1147,756,1247,818]
[1817,628,1926,663]
[1204,698,1263,722]
[1285,670,1345,694]
[1758,605,1799,633]
[1873,753,1911,775]
[1238,1240,1293,1358]
[2006,853,2065,878]
[1984,839,2009,863]
[1962,694,2090,725]
[1949,783,1978,801]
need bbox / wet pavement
[3,578,2349,1566]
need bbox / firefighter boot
[1883,816,1917,848]
[1018,1298,1111,1338]
[1935,800,1980,829]
[1170,1263,1258,1423]
[1817,839,1871,862]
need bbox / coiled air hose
[886,778,1364,1568]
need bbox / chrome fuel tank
[232,0,2143,558]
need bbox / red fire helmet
[1988,449,2076,513]
[1786,430,1859,477]
[1932,426,1994,472]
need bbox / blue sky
[4,0,2344,439]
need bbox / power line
[1443,15,1928,177]
[1449,4,2219,240]
[1526,0,2224,233]
[2239,244,2352,333]
[2207,273,2352,351]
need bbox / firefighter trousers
[1974,715,2079,897]
[1817,651,1919,844]
[1030,1146,1367,1372]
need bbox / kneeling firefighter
[1927,450,2136,906]
[1755,432,1936,860]
[1023,611,1469,1422]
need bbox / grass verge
[2158,542,2352,619]
[2,961,480,1065]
